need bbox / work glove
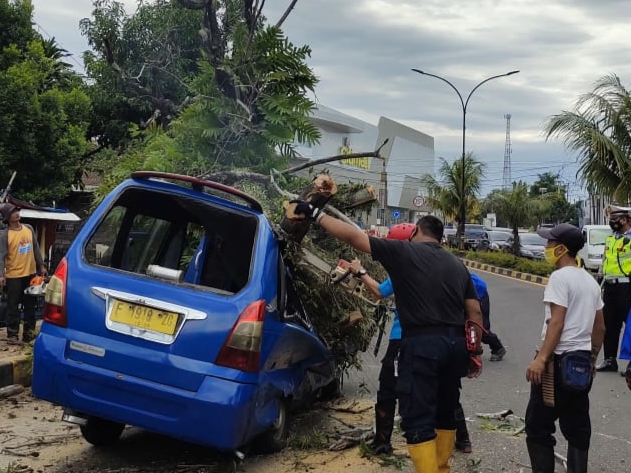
[289,200,322,221]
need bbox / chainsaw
[300,249,378,306]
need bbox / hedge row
[457,250,555,277]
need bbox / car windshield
[520,233,547,246]
[589,228,611,246]
[488,231,511,241]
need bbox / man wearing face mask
[597,206,631,372]
[525,223,605,473]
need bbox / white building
[292,105,435,227]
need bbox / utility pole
[378,158,388,230]
[502,114,512,190]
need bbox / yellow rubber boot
[435,429,457,473]
[407,439,438,473]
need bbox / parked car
[446,224,488,248]
[478,230,512,252]
[442,227,457,246]
[32,172,339,454]
[506,233,547,260]
[577,225,611,273]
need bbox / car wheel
[79,416,125,446]
[256,399,289,453]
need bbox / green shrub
[464,250,554,277]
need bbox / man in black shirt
[291,202,483,473]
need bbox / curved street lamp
[411,69,520,249]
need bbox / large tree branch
[276,0,299,28]
[282,139,389,174]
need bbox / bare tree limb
[276,0,299,28]
[282,139,389,175]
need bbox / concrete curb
[462,258,549,286]
[0,354,32,390]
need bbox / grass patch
[358,439,408,470]
[287,428,328,450]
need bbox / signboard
[413,196,425,208]
[340,156,370,170]
[392,211,401,219]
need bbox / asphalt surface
[345,269,631,472]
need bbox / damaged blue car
[32,172,338,454]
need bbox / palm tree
[544,74,631,202]
[40,37,75,91]
[421,153,485,229]
[494,182,532,255]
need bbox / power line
[33,21,86,74]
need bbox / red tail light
[43,257,68,327]
[215,300,266,372]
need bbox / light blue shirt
[378,277,401,340]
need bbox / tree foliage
[0,1,91,203]
[544,74,631,202]
[82,0,321,179]
[492,181,532,254]
[421,153,485,225]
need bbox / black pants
[479,293,504,353]
[5,275,36,340]
[525,353,592,451]
[602,282,631,359]
[396,329,469,444]
[377,338,401,409]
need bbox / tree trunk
[281,174,338,243]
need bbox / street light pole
[411,69,519,250]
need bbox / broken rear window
[83,187,258,294]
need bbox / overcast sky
[31,0,631,200]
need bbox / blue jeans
[396,328,469,444]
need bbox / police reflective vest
[602,234,631,278]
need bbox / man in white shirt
[525,223,605,473]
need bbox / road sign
[413,196,425,208]
[392,211,400,219]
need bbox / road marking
[595,431,631,445]
[470,267,546,287]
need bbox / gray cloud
[31,0,631,197]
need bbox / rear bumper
[32,333,269,451]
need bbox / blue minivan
[32,172,337,454]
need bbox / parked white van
[578,225,612,272]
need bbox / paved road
[346,269,631,471]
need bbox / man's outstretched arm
[291,200,371,254]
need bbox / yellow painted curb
[462,259,549,286]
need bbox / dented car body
[32,172,336,453]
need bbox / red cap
[387,223,416,241]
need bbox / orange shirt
[5,225,36,278]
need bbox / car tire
[79,416,125,447]
[256,399,289,453]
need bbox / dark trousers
[396,329,469,444]
[602,282,631,359]
[377,338,401,409]
[525,354,592,451]
[5,275,36,340]
[479,293,504,353]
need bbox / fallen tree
[204,144,389,372]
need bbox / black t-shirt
[369,237,477,334]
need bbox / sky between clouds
[31,0,631,200]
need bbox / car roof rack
[131,171,263,213]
